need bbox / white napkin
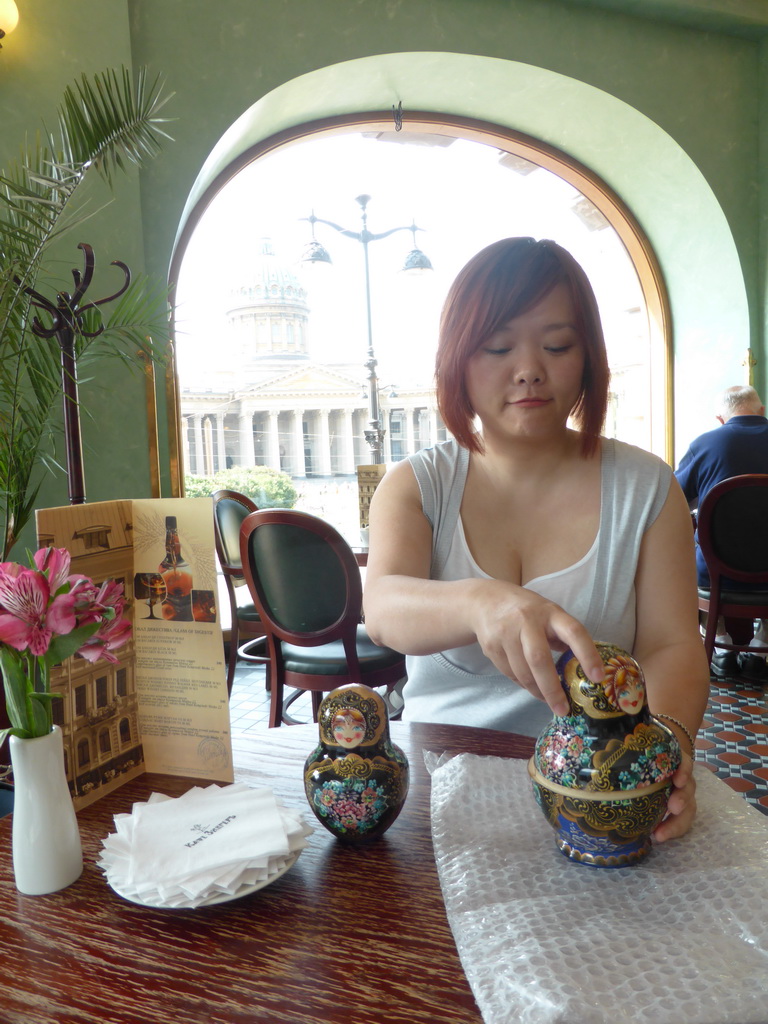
[99,782,313,909]
[126,784,288,884]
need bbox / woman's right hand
[468,578,604,716]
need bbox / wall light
[0,0,19,48]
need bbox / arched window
[169,114,677,545]
[172,115,670,481]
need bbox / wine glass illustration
[137,572,166,619]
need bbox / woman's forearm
[364,572,603,711]
[637,639,710,756]
[363,575,486,654]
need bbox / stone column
[293,409,305,477]
[193,415,205,475]
[238,409,255,467]
[318,409,332,476]
[382,409,392,464]
[267,410,281,471]
[342,408,355,473]
[404,405,416,458]
[216,413,226,472]
[429,407,439,447]
[181,416,191,478]
[357,408,368,464]
[202,417,215,475]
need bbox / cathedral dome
[228,238,308,313]
[226,238,309,362]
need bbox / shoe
[710,650,739,680]
[737,653,768,683]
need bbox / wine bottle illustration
[159,516,194,620]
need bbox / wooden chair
[239,508,406,727]
[696,474,768,666]
[212,489,269,695]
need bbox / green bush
[185,466,298,508]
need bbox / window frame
[167,112,672,494]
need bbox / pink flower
[96,578,124,604]
[72,578,124,629]
[0,547,132,661]
[45,591,80,635]
[32,547,72,593]
[0,566,56,656]
[68,579,103,627]
[76,612,132,664]
[1,547,133,741]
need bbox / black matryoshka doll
[303,684,409,843]
[529,642,682,866]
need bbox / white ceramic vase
[9,725,83,895]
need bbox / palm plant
[0,66,174,560]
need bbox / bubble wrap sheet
[428,754,768,1024]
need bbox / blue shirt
[674,415,768,585]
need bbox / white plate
[106,849,301,910]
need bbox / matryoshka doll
[304,684,409,843]
[529,642,682,866]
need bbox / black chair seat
[698,587,768,606]
[282,625,404,675]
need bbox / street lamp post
[302,194,431,464]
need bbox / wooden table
[0,722,534,1024]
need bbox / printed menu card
[36,497,234,810]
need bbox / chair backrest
[239,508,363,648]
[212,489,258,578]
[697,474,768,586]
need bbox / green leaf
[45,623,100,665]
[0,725,34,744]
[28,694,50,737]
[60,67,174,189]
[0,646,33,733]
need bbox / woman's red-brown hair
[435,237,610,456]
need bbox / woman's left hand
[652,753,696,842]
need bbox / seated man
[675,384,768,682]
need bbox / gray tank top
[401,437,672,735]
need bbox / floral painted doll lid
[533,642,681,793]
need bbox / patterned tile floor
[228,661,768,816]
[696,674,768,815]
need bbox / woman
[363,237,710,840]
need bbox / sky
[174,131,644,393]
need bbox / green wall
[126,0,766,455]
[129,0,760,297]
[0,0,154,555]
[1,0,766,552]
